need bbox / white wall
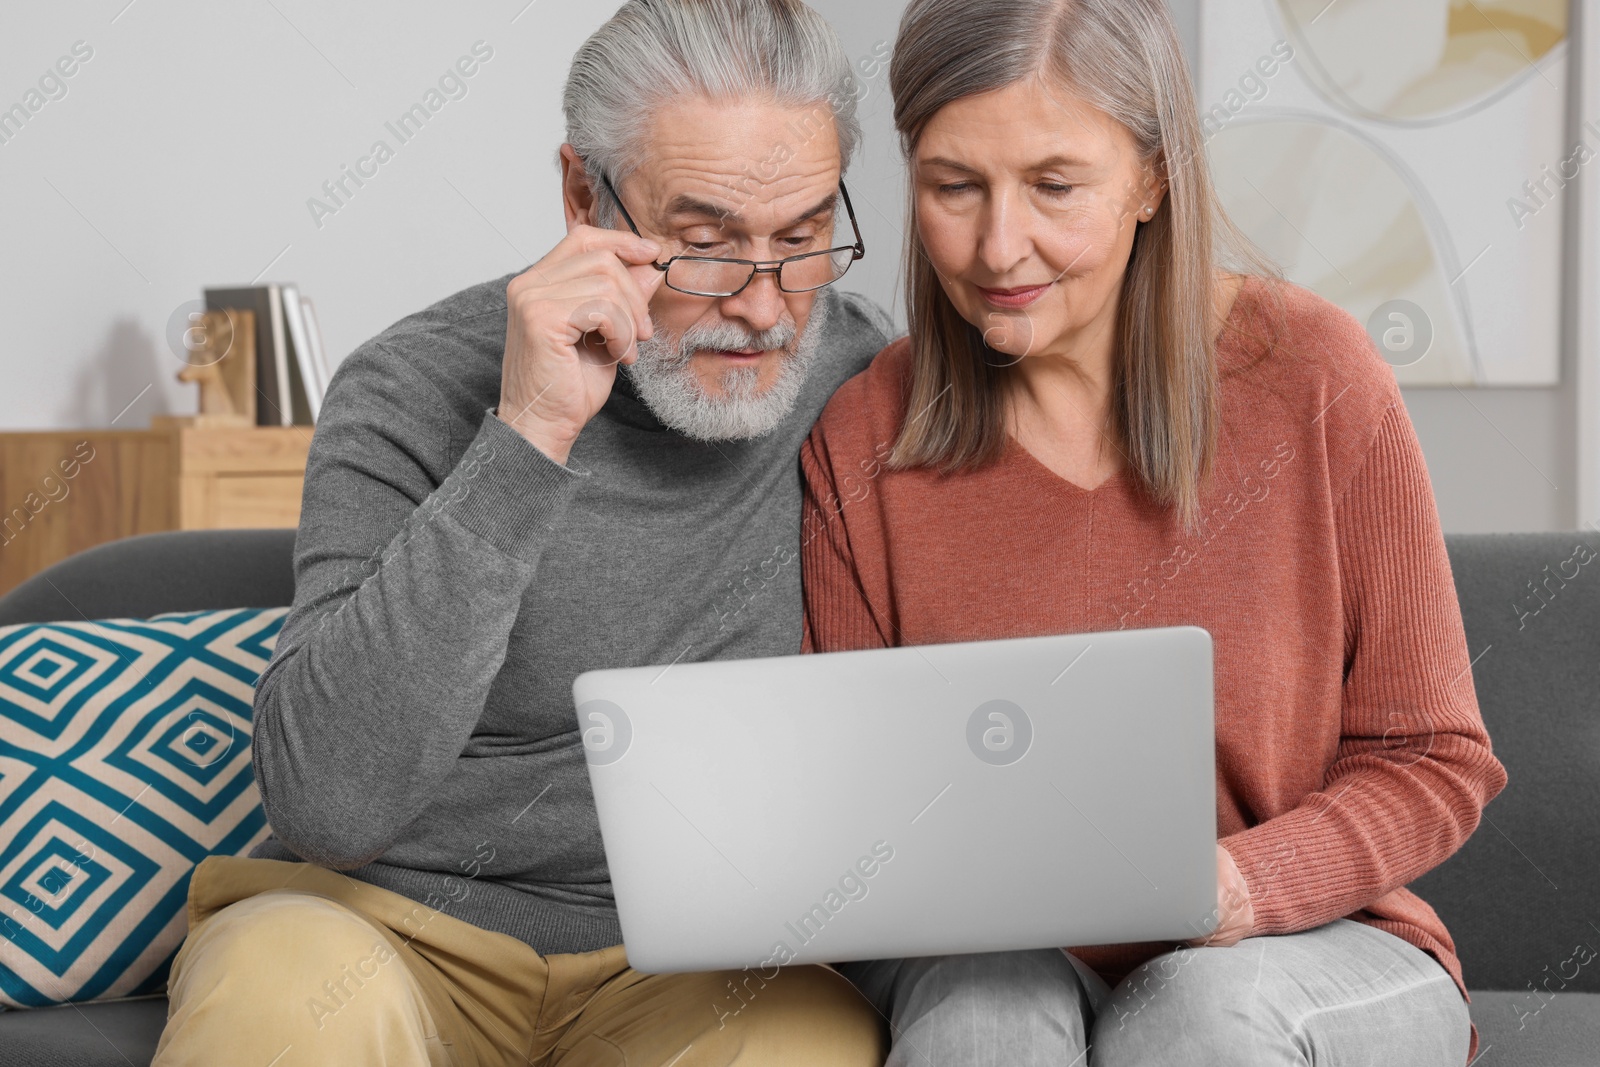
[0,0,905,431]
[1577,0,1600,532]
[1386,2,1592,534]
[1174,0,1593,533]
[1,0,1592,533]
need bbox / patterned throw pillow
[0,607,287,1008]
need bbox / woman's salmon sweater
[800,276,1507,1051]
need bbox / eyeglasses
[598,171,866,298]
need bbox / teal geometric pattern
[0,608,286,1008]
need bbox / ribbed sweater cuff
[1221,816,1363,935]
[437,409,588,564]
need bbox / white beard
[623,294,831,441]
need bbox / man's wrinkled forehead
[627,95,843,230]
[658,187,841,232]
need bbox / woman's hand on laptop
[1186,844,1255,948]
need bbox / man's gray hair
[564,0,862,224]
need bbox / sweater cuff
[1220,817,1341,936]
[435,408,588,563]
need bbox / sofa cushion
[1,992,1592,1067]
[1415,534,1600,995]
[0,530,297,629]
[1469,991,1600,1067]
[0,996,167,1067]
[0,608,285,1009]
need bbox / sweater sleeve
[799,425,893,655]
[1220,401,1508,933]
[251,342,586,870]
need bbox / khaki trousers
[153,857,887,1066]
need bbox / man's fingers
[511,229,660,295]
[567,298,639,367]
[614,236,664,265]
[590,254,657,339]
[548,253,652,326]
[512,249,659,346]
[632,260,668,299]
[626,264,665,341]
[518,249,641,292]
[567,224,661,263]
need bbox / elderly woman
[800,1,1507,1064]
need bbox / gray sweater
[249,272,892,954]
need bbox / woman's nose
[976,191,1031,279]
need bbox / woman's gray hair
[564,0,863,223]
[888,0,1283,529]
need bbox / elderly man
[151,1,893,1064]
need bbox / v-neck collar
[995,274,1261,497]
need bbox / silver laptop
[573,626,1216,973]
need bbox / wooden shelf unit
[0,421,311,596]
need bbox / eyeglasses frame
[596,170,866,298]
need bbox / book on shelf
[280,284,321,422]
[299,296,332,404]
[203,284,328,426]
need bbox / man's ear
[560,144,596,231]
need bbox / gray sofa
[0,530,1595,1065]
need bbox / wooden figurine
[173,308,256,429]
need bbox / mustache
[648,320,800,367]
